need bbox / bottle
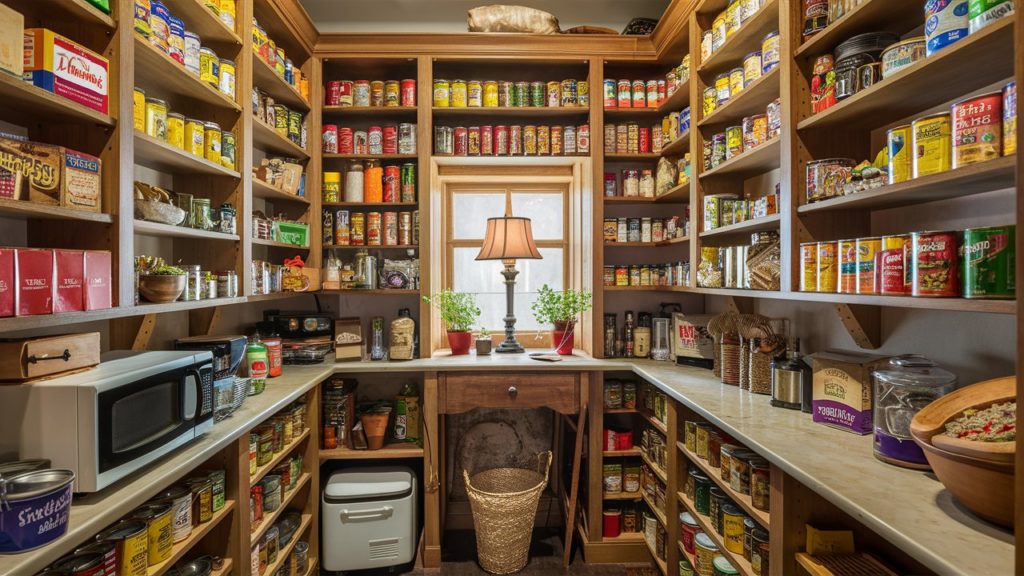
[623,311,635,358]
[634,312,651,358]
[604,313,617,358]
[398,382,420,443]
[399,307,419,358]
[263,330,283,378]
[370,316,386,361]
[394,395,408,441]
[770,337,812,412]
[246,333,268,396]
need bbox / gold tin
[450,79,468,107]
[144,97,168,140]
[203,121,222,164]
[166,112,185,149]
[132,87,146,132]
[184,118,205,156]
[912,112,952,178]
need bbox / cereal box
[812,351,889,435]
[15,248,54,316]
[54,249,84,313]
[23,28,109,115]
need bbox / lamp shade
[476,216,543,261]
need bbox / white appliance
[322,466,418,571]
[0,350,215,492]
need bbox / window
[446,184,569,332]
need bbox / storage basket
[463,451,552,574]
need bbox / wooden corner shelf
[0,72,114,126]
[658,82,691,113]
[252,428,311,486]
[134,36,241,112]
[641,411,669,435]
[678,539,697,571]
[324,153,418,160]
[160,0,242,46]
[604,183,690,205]
[699,137,781,178]
[603,448,642,457]
[604,491,643,501]
[134,131,241,178]
[678,490,755,576]
[644,535,669,576]
[252,237,310,250]
[602,530,645,541]
[700,214,781,239]
[677,441,770,527]
[318,289,420,295]
[698,67,780,128]
[642,491,669,527]
[135,219,240,241]
[147,499,236,576]
[319,443,424,461]
[252,178,311,204]
[661,131,690,157]
[794,552,899,576]
[322,201,419,208]
[262,513,313,576]
[251,472,312,544]
[247,291,312,302]
[794,0,927,58]
[605,153,661,162]
[252,117,311,159]
[641,452,669,484]
[698,0,779,74]
[253,56,311,111]
[0,198,112,224]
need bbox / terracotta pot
[447,331,473,355]
[361,412,390,450]
[138,274,186,303]
[553,321,575,355]
[476,338,492,355]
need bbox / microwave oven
[0,350,215,493]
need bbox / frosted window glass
[451,193,505,239]
[452,247,564,332]
[511,193,563,240]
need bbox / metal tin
[743,51,762,84]
[0,469,76,553]
[130,502,173,566]
[512,81,528,106]
[578,80,589,107]
[617,79,632,108]
[96,520,148,576]
[365,80,382,107]
[383,165,400,202]
[383,80,400,107]
[350,212,365,245]
[334,209,350,245]
[482,80,499,107]
[855,237,882,295]
[198,47,218,87]
[218,58,235,98]
[381,125,397,154]
[352,80,370,107]
[646,79,659,108]
[397,78,415,107]
[288,110,302,144]
[1004,81,1017,156]
[694,532,718,576]
[742,114,767,149]
[952,91,1003,168]
[399,123,416,154]
[714,73,731,106]
[366,212,382,246]
[702,86,718,116]
[561,79,578,107]
[368,126,383,155]
[529,81,544,107]
[537,125,550,155]
[817,241,838,292]
[468,80,484,107]
[166,112,184,149]
[837,239,857,294]
[495,125,509,155]
[750,460,771,512]
[805,158,855,202]
[184,119,204,156]
[961,225,1015,298]
[886,124,912,184]
[401,163,416,202]
[800,242,818,292]
[550,126,561,155]
[183,31,200,76]
[761,32,780,72]
[149,1,170,53]
[432,79,450,107]
[729,67,745,96]
[925,0,969,56]
[498,81,513,106]
[912,230,960,297]
[203,121,221,164]
[144,98,167,140]
[156,485,192,543]
[454,126,468,155]
[221,131,236,170]
[912,113,952,178]
[603,79,616,108]
[721,504,745,554]
[523,125,536,155]
[578,124,590,154]
[167,15,185,65]
[725,126,743,159]
[133,87,146,132]
[876,235,911,295]
[881,37,927,78]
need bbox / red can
[468,126,481,155]
[481,125,494,155]
[615,430,633,450]
[495,125,509,155]
[578,123,591,154]
[326,80,342,106]
[400,78,416,107]
[912,230,960,297]
[551,126,563,155]
[368,126,383,154]
[338,80,353,106]
[382,125,398,154]
[876,235,909,295]
[383,165,400,202]
[454,126,468,155]
[383,211,398,245]
[338,127,353,154]
[262,334,282,377]
[52,553,106,576]
[638,127,650,153]
[322,124,338,153]
[603,428,618,451]
[367,211,382,246]
[510,125,523,155]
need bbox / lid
[131,501,172,521]
[75,541,116,556]
[52,553,104,572]
[679,512,698,527]
[751,527,769,542]
[325,466,414,500]
[0,459,51,477]
[872,355,957,389]
[709,486,725,498]
[96,519,147,541]
[173,556,213,576]
[1,469,74,501]
[689,469,708,482]
[749,459,770,470]
[712,555,739,574]
[158,484,191,501]
[694,532,718,551]
[721,503,742,516]
[743,517,756,530]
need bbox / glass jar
[621,169,640,197]
[639,169,655,197]
[872,355,956,469]
[182,265,202,301]
[344,161,365,202]
[219,203,236,234]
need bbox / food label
[24,29,109,115]
[16,248,53,316]
[912,231,960,296]
[925,0,969,55]
[968,0,1015,33]
[855,238,881,294]
[54,249,84,313]
[952,93,1002,167]
[1004,81,1017,156]
[912,115,951,178]
[876,249,907,294]
[961,226,1015,298]
[63,149,101,210]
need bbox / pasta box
[15,248,53,316]
[0,2,23,77]
[0,332,100,381]
[83,250,112,311]
[812,351,889,434]
[23,28,109,115]
[54,249,84,313]
[0,248,13,318]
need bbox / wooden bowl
[910,376,1016,528]
[138,275,186,303]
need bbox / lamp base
[495,339,525,354]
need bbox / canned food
[694,532,719,576]
[761,32,780,72]
[204,122,221,164]
[961,225,1015,298]
[336,80,354,106]
[952,92,1002,168]
[449,80,468,107]
[1004,81,1017,156]
[817,241,838,292]
[156,485,192,543]
[399,79,415,106]
[561,79,578,107]
[855,237,882,295]
[167,15,184,64]
[887,124,912,184]
[800,242,817,292]
[912,113,952,178]
[703,86,718,116]
[725,126,743,159]
[399,123,416,154]
[603,79,616,108]
[836,239,857,294]
[334,209,350,245]
[547,81,562,107]
[96,520,148,576]
[743,51,762,84]
[184,118,204,156]
[468,80,483,107]
[166,112,184,149]
[529,81,544,107]
[536,125,550,155]
[401,163,417,202]
[130,502,172,566]
[497,81,512,106]
[714,73,731,106]
[711,13,727,52]
[144,98,168,141]
[729,67,745,96]
[617,79,632,108]
[912,230,960,297]
[149,1,170,53]
[722,504,745,554]
[876,235,910,295]
[221,131,236,170]
[198,47,218,87]
[433,79,450,107]
[805,158,854,202]
[132,88,146,132]
[454,126,468,155]
[742,114,768,149]
[925,0,969,56]
[578,80,589,107]
[384,80,400,106]
[218,58,235,98]
[353,80,370,107]
[969,0,1014,32]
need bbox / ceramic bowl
[138,275,186,303]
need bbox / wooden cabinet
[439,372,580,414]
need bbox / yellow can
[838,239,857,294]
[800,242,818,292]
[450,79,467,107]
[323,171,341,202]
[370,80,385,107]
[144,97,168,140]
[912,112,951,178]
[97,520,149,576]
[729,67,745,96]
[714,73,731,106]
[1003,82,1016,156]
[217,58,235,99]
[198,47,218,87]
[886,124,911,185]
[184,118,205,156]
[131,502,173,566]
[166,112,185,149]
[743,51,762,84]
[702,86,717,116]
[467,80,483,107]
[132,87,146,132]
[577,80,589,106]
[725,0,742,38]
[483,81,499,107]
[817,241,838,293]
[218,0,235,28]
[432,78,450,107]
[204,121,222,164]
[384,80,400,107]
[856,236,882,295]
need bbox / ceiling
[297,0,671,34]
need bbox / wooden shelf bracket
[834,303,881,349]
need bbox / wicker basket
[463,451,553,574]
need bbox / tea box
[23,28,109,115]
[0,248,13,318]
[812,351,888,435]
[54,249,84,313]
[15,248,54,316]
[0,137,102,211]
[0,2,23,77]
[84,250,112,311]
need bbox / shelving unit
[678,442,769,527]
[678,490,755,575]
[134,132,242,177]
[134,220,241,241]
[251,237,311,250]
[147,500,238,576]
[252,117,311,158]
[134,36,242,112]
[319,443,424,460]
[252,178,312,204]
[251,473,312,543]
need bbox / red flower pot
[447,331,473,355]
[553,321,575,355]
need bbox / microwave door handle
[183,368,201,422]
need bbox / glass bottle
[246,333,268,396]
[604,313,617,358]
[623,311,635,358]
[370,316,386,361]
[398,308,419,358]
[634,312,651,358]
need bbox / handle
[507,385,518,399]
[27,349,71,364]
[183,368,201,421]
[339,506,394,521]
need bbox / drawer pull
[28,349,71,364]
[508,386,518,399]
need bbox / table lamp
[476,215,542,353]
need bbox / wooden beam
[315,33,656,59]
[833,304,881,349]
[188,306,223,336]
[422,372,442,568]
[132,314,158,351]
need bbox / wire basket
[463,451,552,574]
[215,377,250,421]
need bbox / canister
[961,225,1015,298]
[799,242,817,292]
[817,241,838,292]
[129,502,173,566]
[709,486,726,533]
[750,459,770,511]
[761,32,780,73]
[144,97,167,140]
[451,79,468,107]
[183,31,201,76]
[952,92,1002,168]
[714,73,731,106]
[751,528,769,575]
[467,80,483,107]
[217,58,235,99]
[912,113,952,178]
[838,239,858,293]
[728,68,745,96]
[432,79,450,107]
[353,80,371,106]
[132,87,146,132]
[203,121,222,164]
[743,51,762,84]
[926,0,969,55]
[149,1,170,53]
[856,237,882,295]
[721,504,745,554]
[186,476,213,524]
[166,112,185,149]
[877,234,910,295]
[184,118,205,156]
[725,126,743,159]
[1004,81,1017,156]
[679,511,700,555]
[156,485,192,543]
[199,47,218,87]
[912,230,960,297]
[96,520,148,576]
[694,532,718,576]
[887,124,912,184]
[368,80,384,107]
[693,470,711,515]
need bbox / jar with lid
[621,169,640,196]
[190,197,213,230]
[872,355,956,469]
[182,265,202,301]
[219,203,236,234]
[344,161,365,203]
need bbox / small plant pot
[553,321,575,355]
[138,274,186,303]
[361,412,390,450]
[476,338,492,355]
[447,331,473,355]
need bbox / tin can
[332,80,352,107]
[477,80,496,107]
[1004,81,1017,156]
[578,80,589,106]
[968,0,1014,33]
[481,125,494,155]
[817,241,838,292]
[96,520,149,576]
[513,81,529,106]
[528,81,543,107]
[912,230,960,296]
[202,123,222,166]
[561,79,578,106]
[382,125,397,154]
[167,15,184,64]
[289,110,303,145]
[392,78,412,107]
[338,127,353,154]
[711,12,727,51]
[564,125,577,155]
[855,237,882,295]
[877,235,910,295]
[454,126,468,155]
[432,79,450,107]
[952,92,1002,168]
[367,126,383,155]
[761,32,780,73]
[510,125,523,155]
[725,126,743,158]
[401,163,416,202]
[130,502,173,566]
[800,242,818,291]
[352,80,370,107]
[729,67,745,96]
[199,47,218,87]
[551,126,563,155]
[272,104,288,136]
[323,172,341,203]
[498,81,513,106]
[399,212,413,245]
[334,210,350,245]
[710,132,727,167]
[912,113,952,178]
[149,1,170,52]
[743,51,762,84]
[379,80,398,107]
[547,81,562,107]
[603,79,617,108]
[886,124,912,184]
[468,125,481,155]
[364,212,381,246]
[144,97,168,140]
[925,0,969,55]
[495,125,509,155]
[220,131,236,170]
[132,88,146,132]
[398,123,416,154]
[836,239,857,294]
[350,212,365,245]
[722,504,745,555]
[742,114,767,149]
[646,80,659,108]
[805,158,855,202]
[217,58,235,98]
[353,129,369,154]
[156,485,193,543]
[714,73,731,106]
[639,127,650,153]
[468,80,484,107]
[184,118,204,156]
[961,225,1015,298]
[537,125,550,155]
[383,165,400,202]
[702,86,718,116]
[322,124,338,154]
[578,124,590,154]
[617,79,632,108]
[767,98,783,138]
[182,32,200,76]
[523,125,537,155]
[218,0,235,28]
[135,0,152,37]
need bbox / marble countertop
[333,349,624,372]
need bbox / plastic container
[872,355,956,469]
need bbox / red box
[615,431,634,451]
[15,249,53,316]
[83,250,111,310]
[0,248,13,317]
[53,249,84,313]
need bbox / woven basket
[463,451,553,574]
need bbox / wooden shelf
[684,287,1016,314]
[642,491,668,527]
[253,57,310,111]
[603,106,663,119]
[603,491,643,501]
[252,117,310,159]
[147,500,236,576]
[134,131,241,177]
[605,153,661,161]
[603,286,686,293]
[319,289,420,295]
[324,105,418,118]
[602,530,645,541]
[324,244,419,250]
[678,491,755,576]
[797,18,1014,131]
[678,539,698,571]
[251,473,311,544]
[797,156,1016,213]
[603,448,642,457]
[699,137,781,178]
[320,443,424,460]
[134,36,240,112]
[323,201,419,208]
[700,214,781,239]
[795,0,925,58]
[248,291,311,302]
[661,131,690,157]
[641,452,668,484]
[252,179,311,204]
[604,183,690,204]
[160,0,242,46]
[699,0,779,74]
[644,534,669,576]
[432,106,589,117]
[641,411,668,435]
[252,237,310,250]
[324,153,418,160]
[0,71,114,126]
[4,0,116,28]
[136,297,247,314]
[263,513,313,576]
[605,237,690,248]
[678,442,770,527]
[0,298,248,333]
[794,552,899,576]
[698,67,780,127]
[252,428,310,485]
[604,408,639,414]
[658,83,690,113]
[135,220,240,241]
[0,199,112,224]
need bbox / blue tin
[925,0,969,56]
[0,469,75,553]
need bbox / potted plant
[476,328,492,356]
[423,290,480,356]
[531,285,593,355]
[138,264,188,303]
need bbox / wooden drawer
[440,372,580,414]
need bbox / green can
[513,81,529,107]
[961,225,1015,299]
[529,81,545,107]
[288,110,302,144]
[220,131,236,170]
[400,163,416,203]
[692,469,711,515]
[968,0,1014,33]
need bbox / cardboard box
[812,351,888,435]
[83,250,111,310]
[0,248,13,317]
[0,3,23,77]
[15,248,53,316]
[334,318,363,362]
[23,28,109,115]
[0,136,101,210]
[53,249,84,313]
[671,312,715,368]
[63,148,102,212]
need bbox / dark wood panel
[440,372,580,414]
